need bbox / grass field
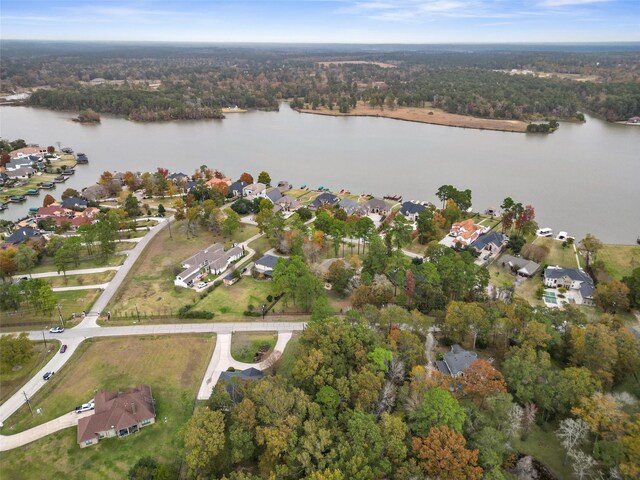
[596,244,640,280]
[230,331,277,363]
[512,424,573,479]
[44,271,115,289]
[531,237,583,268]
[487,263,515,289]
[277,333,302,380]
[194,278,274,317]
[0,340,59,405]
[0,334,215,479]
[107,221,258,314]
[22,253,125,275]
[1,289,101,331]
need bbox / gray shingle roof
[544,267,594,298]
[363,198,391,212]
[338,198,360,215]
[471,231,508,251]
[436,344,477,376]
[310,193,339,209]
[500,254,540,276]
[255,254,280,269]
[399,201,426,216]
[266,188,282,203]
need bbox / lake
[0,104,638,244]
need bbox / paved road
[197,331,293,400]
[12,266,121,280]
[52,284,108,292]
[0,410,93,451]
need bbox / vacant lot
[230,331,277,363]
[107,221,259,314]
[0,334,215,480]
[531,237,583,268]
[596,244,640,280]
[195,277,274,317]
[23,253,125,275]
[0,340,59,405]
[44,271,115,288]
[1,289,101,331]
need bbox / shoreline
[295,103,529,133]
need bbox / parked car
[43,371,54,380]
[75,401,95,413]
[196,281,209,289]
[49,326,64,333]
[60,344,67,353]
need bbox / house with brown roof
[447,219,488,247]
[77,384,156,448]
[9,146,47,159]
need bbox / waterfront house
[254,254,280,277]
[470,231,509,255]
[1,227,41,249]
[277,181,292,192]
[6,166,34,180]
[174,243,244,288]
[77,384,155,448]
[265,188,283,204]
[229,181,248,197]
[361,198,392,216]
[500,254,540,278]
[82,184,109,202]
[448,219,488,247]
[243,183,267,200]
[399,201,427,222]
[274,195,301,212]
[9,146,47,159]
[338,198,361,216]
[61,196,89,209]
[167,172,189,183]
[206,176,232,189]
[543,266,595,306]
[435,345,477,377]
[309,192,339,210]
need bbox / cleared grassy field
[230,331,277,363]
[1,289,101,331]
[0,334,215,480]
[0,340,59,405]
[531,237,583,268]
[277,333,302,380]
[512,424,573,480]
[596,244,640,280]
[44,271,115,288]
[23,253,125,275]
[107,221,258,314]
[194,278,273,317]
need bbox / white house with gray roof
[399,201,427,222]
[338,198,360,216]
[361,198,392,216]
[500,254,540,277]
[242,183,267,200]
[543,266,595,306]
[174,243,244,288]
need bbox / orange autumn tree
[459,359,507,406]
[412,425,483,480]
[239,172,254,184]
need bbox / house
[274,195,301,212]
[277,181,292,192]
[0,172,8,186]
[223,271,240,286]
[77,384,156,448]
[61,196,88,209]
[448,219,488,247]
[6,166,34,180]
[167,172,189,183]
[1,227,41,249]
[9,146,47,159]
[338,198,360,216]
[470,231,508,255]
[174,243,244,288]
[6,155,41,171]
[228,181,248,197]
[543,266,595,306]
[265,188,283,204]
[399,201,426,222]
[309,192,339,210]
[361,198,392,216]
[82,184,109,202]
[206,176,232,188]
[36,205,73,220]
[500,254,540,277]
[254,254,280,277]
[219,368,264,398]
[243,183,267,200]
[436,345,478,377]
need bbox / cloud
[538,0,610,6]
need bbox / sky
[1,0,639,44]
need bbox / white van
[536,228,553,237]
[75,401,95,413]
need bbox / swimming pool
[543,292,558,304]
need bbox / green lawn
[488,263,515,289]
[44,271,115,288]
[595,244,640,280]
[0,334,215,480]
[0,340,59,405]
[512,424,573,479]
[23,253,125,275]
[277,333,302,380]
[1,289,101,331]
[531,237,584,268]
[230,331,277,363]
[514,276,544,307]
[194,278,274,317]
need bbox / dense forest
[1,42,638,122]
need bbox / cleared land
[512,425,573,479]
[194,278,273,317]
[1,289,101,331]
[230,331,277,363]
[22,253,125,275]
[44,271,115,288]
[595,244,640,280]
[107,221,259,314]
[0,334,215,479]
[531,237,583,268]
[298,101,528,133]
[0,340,59,405]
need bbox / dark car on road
[43,371,54,380]
[60,344,67,353]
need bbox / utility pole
[41,329,47,350]
[135,305,141,323]
[57,304,65,327]
[23,391,34,416]
[167,216,172,238]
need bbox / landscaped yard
[595,244,640,280]
[230,331,277,363]
[1,289,101,331]
[0,340,59,405]
[107,221,258,315]
[194,278,274,317]
[0,334,215,480]
[487,263,515,289]
[531,236,583,268]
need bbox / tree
[387,215,413,250]
[54,244,72,277]
[354,217,375,254]
[42,194,56,207]
[412,426,483,480]
[61,188,79,199]
[13,245,37,278]
[443,301,487,348]
[157,204,166,217]
[459,359,507,406]
[223,210,241,237]
[578,233,603,268]
[416,206,438,244]
[297,207,313,222]
[239,172,254,184]
[572,392,629,441]
[623,267,640,309]
[128,457,170,480]
[569,450,597,480]
[594,280,630,313]
[257,171,271,186]
[502,345,551,404]
[556,418,589,465]
[123,193,141,218]
[409,388,466,436]
[570,322,618,388]
[183,407,227,478]
[0,333,34,372]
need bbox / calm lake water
[0,104,639,244]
